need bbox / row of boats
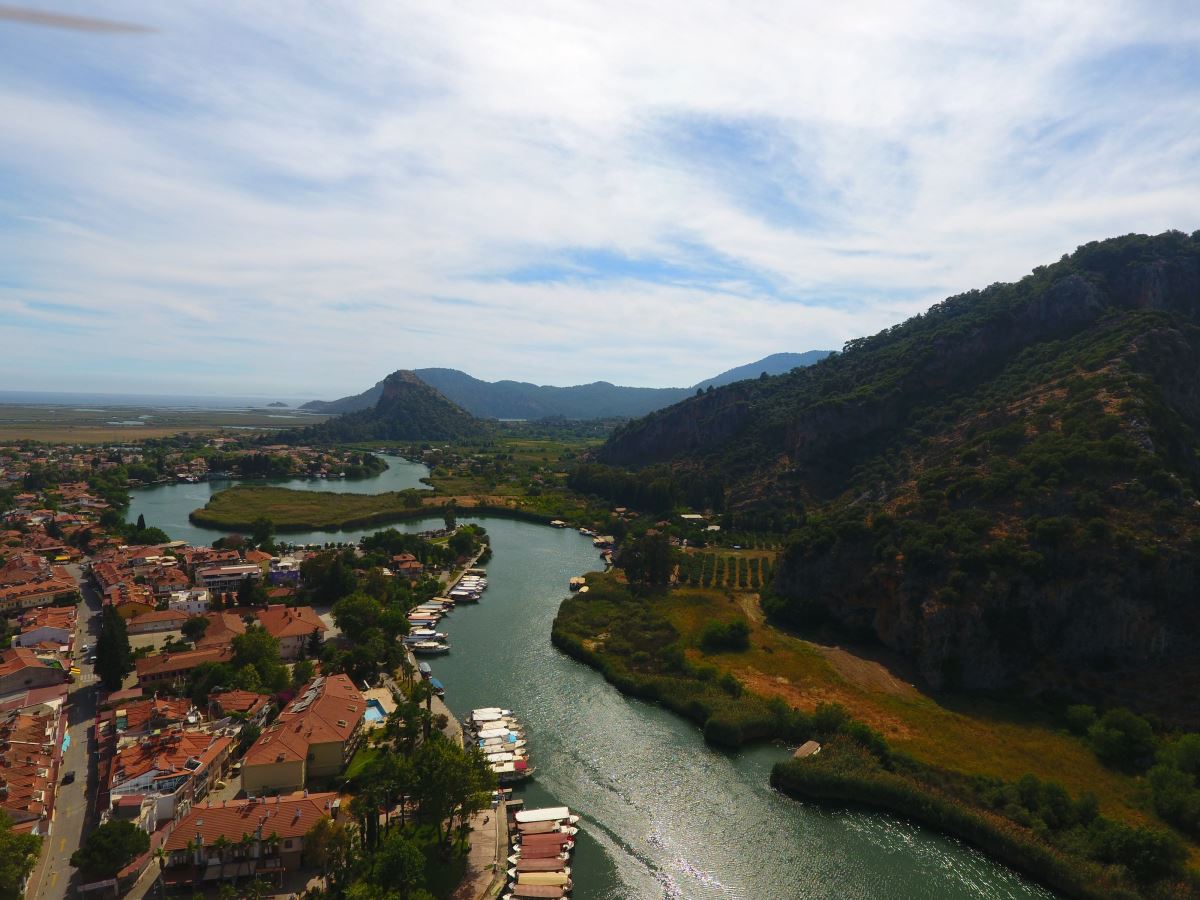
[404,569,489,654]
[504,804,580,900]
[468,707,535,784]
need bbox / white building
[167,589,211,616]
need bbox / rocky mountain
[596,231,1200,718]
[300,352,832,420]
[280,370,485,443]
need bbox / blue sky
[1,2,1199,398]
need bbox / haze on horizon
[1,2,1198,398]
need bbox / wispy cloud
[1,1,1198,396]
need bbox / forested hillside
[597,231,1200,717]
[280,370,486,443]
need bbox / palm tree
[153,845,168,899]
[211,833,231,869]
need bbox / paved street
[28,564,102,900]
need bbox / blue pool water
[363,699,386,723]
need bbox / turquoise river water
[128,459,1052,899]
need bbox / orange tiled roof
[243,675,363,767]
[134,646,233,679]
[256,605,326,640]
[164,792,338,851]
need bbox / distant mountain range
[301,351,832,420]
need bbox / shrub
[699,620,750,653]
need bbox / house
[0,647,68,697]
[135,646,234,689]
[391,553,424,580]
[268,556,302,586]
[161,791,340,888]
[196,611,248,649]
[241,675,364,794]
[108,730,233,824]
[126,609,190,635]
[208,690,272,727]
[147,566,191,600]
[0,572,78,613]
[196,564,262,595]
[12,607,75,650]
[255,606,326,661]
[0,702,66,834]
[113,697,198,737]
[167,588,211,616]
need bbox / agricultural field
[0,403,326,442]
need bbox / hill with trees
[300,352,832,420]
[280,370,487,444]
[595,231,1200,718]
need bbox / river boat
[514,831,573,846]
[406,629,448,642]
[417,662,432,678]
[509,847,569,862]
[514,807,572,825]
[508,866,571,880]
[411,641,450,655]
[449,589,480,603]
[516,873,572,888]
[503,887,567,900]
[471,707,513,723]
[493,760,534,783]
[476,726,522,740]
[512,860,571,874]
[480,735,525,748]
[516,825,571,840]
[428,677,446,696]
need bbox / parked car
[62,771,75,784]
[79,644,89,653]
[87,655,97,664]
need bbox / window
[284,839,293,849]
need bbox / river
[128,464,1051,899]
[124,454,432,546]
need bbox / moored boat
[410,640,451,655]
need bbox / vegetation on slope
[553,573,1200,898]
[593,231,1200,710]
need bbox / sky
[1,2,1199,399]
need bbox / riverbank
[552,574,1198,898]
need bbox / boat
[568,576,586,591]
[428,677,446,696]
[476,726,522,740]
[513,864,573,878]
[471,707,513,723]
[508,866,571,879]
[410,641,451,655]
[514,807,571,825]
[418,662,432,678]
[509,846,569,861]
[503,887,567,900]
[493,760,535,783]
[513,832,573,846]
[516,873,572,888]
[517,820,571,834]
[406,629,448,642]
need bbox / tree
[1088,708,1157,772]
[237,723,262,756]
[96,606,134,692]
[70,820,149,877]
[307,627,323,659]
[232,625,287,693]
[618,530,674,586]
[442,505,456,532]
[182,616,210,644]
[304,816,357,892]
[0,812,40,900]
[251,517,276,553]
[292,659,315,686]
[135,513,146,531]
[237,576,267,608]
[332,593,382,645]
[367,831,428,899]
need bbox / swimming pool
[363,698,386,723]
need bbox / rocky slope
[597,231,1200,718]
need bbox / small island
[266,401,289,407]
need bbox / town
[0,438,504,900]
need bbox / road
[28,564,102,900]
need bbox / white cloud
[1,0,1198,396]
